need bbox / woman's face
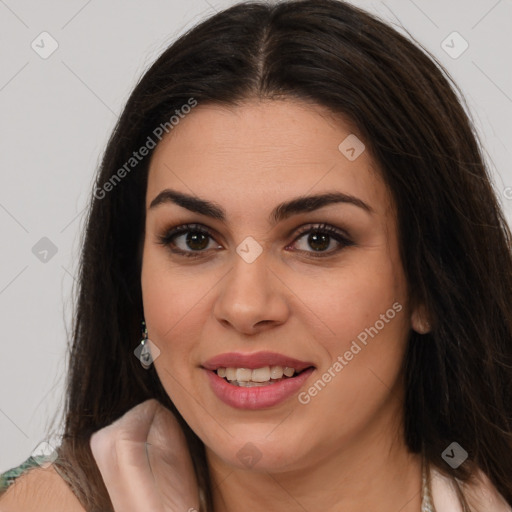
[141,99,419,473]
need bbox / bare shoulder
[0,464,86,512]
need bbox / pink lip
[204,366,315,410]
[202,351,314,372]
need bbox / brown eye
[157,223,221,258]
[182,230,210,251]
[289,223,354,257]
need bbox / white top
[431,466,511,511]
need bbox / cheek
[288,249,407,355]
[141,257,216,441]
[290,262,409,442]
[286,251,409,410]
[140,248,203,368]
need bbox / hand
[90,398,200,512]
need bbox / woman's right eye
[156,223,222,258]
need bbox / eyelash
[156,222,354,259]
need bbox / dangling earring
[140,321,151,369]
[135,320,160,369]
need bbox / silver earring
[134,320,154,369]
[134,320,161,368]
[141,321,152,368]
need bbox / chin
[205,429,311,473]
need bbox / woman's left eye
[156,222,354,259]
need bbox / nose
[212,249,290,335]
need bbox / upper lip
[202,351,315,372]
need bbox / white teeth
[236,381,274,387]
[283,367,295,377]
[251,366,271,382]
[225,367,237,381]
[215,365,298,384]
[236,368,253,382]
[270,365,284,379]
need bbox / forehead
[146,99,392,218]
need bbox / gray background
[1,0,511,472]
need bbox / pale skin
[138,98,431,512]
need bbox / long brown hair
[43,0,512,510]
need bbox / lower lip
[204,367,315,410]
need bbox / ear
[411,304,431,334]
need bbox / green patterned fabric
[0,455,50,495]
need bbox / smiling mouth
[214,365,314,387]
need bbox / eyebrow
[148,188,373,224]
